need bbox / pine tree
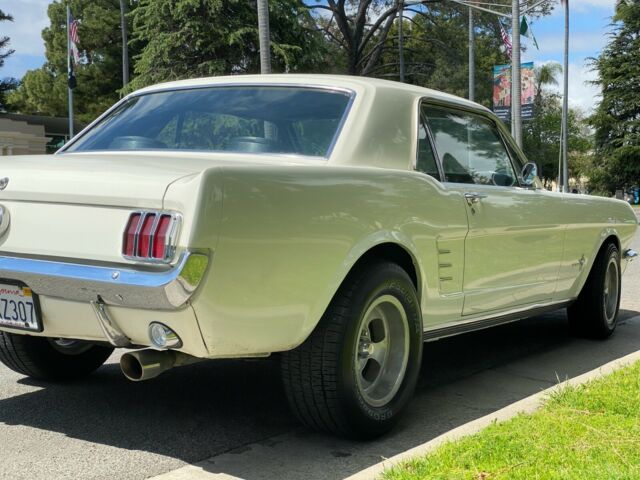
[0,9,14,68]
[7,0,136,123]
[0,9,17,111]
[129,0,329,89]
[590,0,640,194]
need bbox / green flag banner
[520,16,539,50]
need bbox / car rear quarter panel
[183,166,467,358]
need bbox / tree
[8,0,136,123]
[589,0,640,195]
[128,0,329,90]
[0,9,17,111]
[304,0,405,75]
[523,92,592,186]
[304,0,553,77]
[0,9,14,68]
[533,62,561,106]
[374,4,508,105]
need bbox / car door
[423,103,566,316]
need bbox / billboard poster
[492,62,535,121]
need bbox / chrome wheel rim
[603,256,620,326]
[354,295,410,408]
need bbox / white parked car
[0,75,636,438]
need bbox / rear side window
[424,106,517,186]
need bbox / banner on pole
[492,62,535,121]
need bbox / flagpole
[561,0,569,193]
[66,4,74,139]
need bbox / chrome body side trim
[91,298,132,347]
[0,252,209,310]
[423,299,574,342]
[624,249,638,261]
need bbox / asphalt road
[0,229,639,480]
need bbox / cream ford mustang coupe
[0,75,636,438]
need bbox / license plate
[0,282,41,332]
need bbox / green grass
[384,361,640,480]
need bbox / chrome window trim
[414,98,445,182]
[58,83,356,160]
[0,251,209,310]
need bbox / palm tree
[534,62,562,105]
[257,0,271,74]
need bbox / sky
[0,0,618,113]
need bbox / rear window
[65,86,353,158]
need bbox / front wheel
[281,261,423,438]
[568,242,621,339]
[0,332,114,381]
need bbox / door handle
[464,192,488,205]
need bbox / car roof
[131,74,492,114]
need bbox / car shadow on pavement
[1,308,639,480]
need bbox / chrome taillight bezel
[122,210,182,264]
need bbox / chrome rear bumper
[0,252,208,310]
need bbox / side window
[416,116,441,180]
[424,106,517,186]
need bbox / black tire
[568,242,621,339]
[281,261,423,439]
[0,332,114,381]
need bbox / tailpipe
[120,349,202,381]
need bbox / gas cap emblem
[0,178,8,190]
[0,206,9,237]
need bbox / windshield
[65,86,353,158]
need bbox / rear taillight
[122,211,180,262]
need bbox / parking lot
[0,228,639,480]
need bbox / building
[0,113,84,155]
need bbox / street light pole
[119,0,129,88]
[510,0,522,146]
[561,0,569,192]
[399,0,405,82]
[468,6,475,102]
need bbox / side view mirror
[521,162,538,187]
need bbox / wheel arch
[298,238,424,343]
[574,231,621,298]
[346,242,421,297]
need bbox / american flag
[69,13,80,63]
[499,23,512,59]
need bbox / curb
[147,320,640,480]
[345,347,640,480]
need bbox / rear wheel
[0,332,113,381]
[281,261,423,439]
[568,242,621,339]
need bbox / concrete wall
[0,118,50,155]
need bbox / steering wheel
[109,136,168,149]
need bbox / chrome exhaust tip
[120,349,202,382]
